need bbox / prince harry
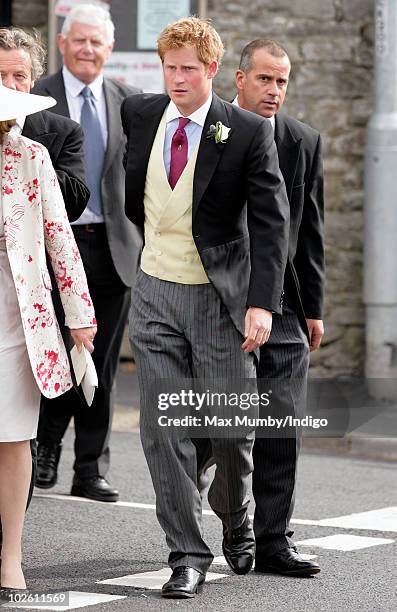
[121,17,290,598]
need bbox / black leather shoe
[71,476,119,502]
[162,566,205,599]
[222,516,255,575]
[0,587,28,602]
[35,443,62,489]
[255,547,320,577]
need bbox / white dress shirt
[63,65,108,224]
[163,93,213,177]
[12,115,25,134]
[232,95,275,130]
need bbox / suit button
[194,234,200,239]
[155,231,161,237]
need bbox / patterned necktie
[169,117,190,189]
[80,86,106,215]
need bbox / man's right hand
[306,319,324,352]
[242,307,273,352]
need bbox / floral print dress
[0,133,95,442]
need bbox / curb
[303,435,397,462]
[112,403,139,432]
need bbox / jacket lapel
[22,113,57,150]
[38,71,70,117]
[274,113,302,199]
[192,93,230,219]
[102,79,123,175]
[2,133,36,248]
[128,95,170,198]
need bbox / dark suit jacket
[33,71,142,287]
[22,110,89,222]
[275,113,325,326]
[121,92,290,336]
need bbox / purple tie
[169,117,190,189]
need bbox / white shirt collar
[13,116,25,133]
[62,65,104,100]
[232,95,275,130]
[166,92,213,127]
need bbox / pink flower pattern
[1,133,96,398]
[23,177,40,204]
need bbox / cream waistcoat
[140,111,209,284]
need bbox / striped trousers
[195,303,310,557]
[129,270,256,574]
[254,303,310,556]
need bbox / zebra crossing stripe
[296,534,394,551]
[97,568,228,590]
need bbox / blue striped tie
[80,86,105,216]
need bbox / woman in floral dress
[0,82,96,595]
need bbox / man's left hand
[306,319,324,352]
[242,307,273,353]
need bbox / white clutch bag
[70,345,98,406]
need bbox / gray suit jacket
[33,70,142,287]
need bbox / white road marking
[291,518,328,526]
[33,493,324,523]
[212,554,317,566]
[314,507,397,532]
[97,568,228,590]
[3,591,125,610]
[291,552,318,560]
[34,492,156,510]
[33,493,397,533]
[33,493,216,515]
[296,534,394,551]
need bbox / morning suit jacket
[33,70,142,287]
[121,92,290,336]
[22,109,89,222]
[274,113,325,325]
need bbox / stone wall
[12,0,374,377]
[12,0,47,31]
[208,0,374,377]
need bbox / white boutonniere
[206,121,231,144]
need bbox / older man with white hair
[34,3,142,502]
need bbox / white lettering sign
[137,0,190,49]
[104,52,164,93]
[54,0,110,18]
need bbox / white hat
[0,83,56,121]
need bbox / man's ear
[235,69,245,91]
[57,33,65,55]
[104,40,114,62]
[207,60,218,79]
